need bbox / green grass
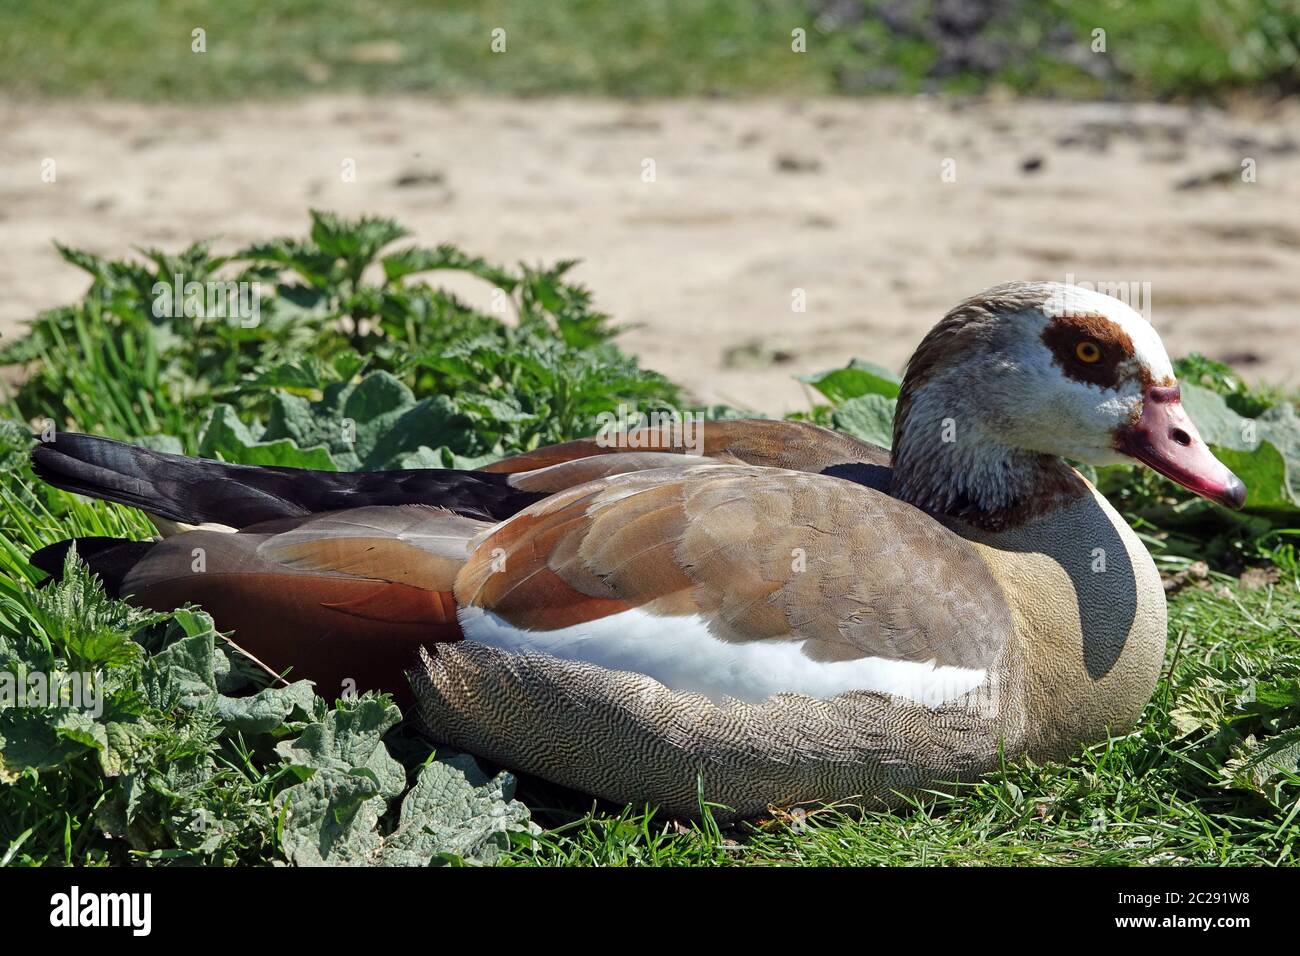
[0,0,1296,101]
[2,214,1299,866]
[0,0,831,100]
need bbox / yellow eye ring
[1075,340,1102,364]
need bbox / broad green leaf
[1211,441,1300,514]
[99,719,149,777]
[148,631,218,708]
[1258,402,1300,496]
[198,404,337,469]
[394,446,499,470]
[275,696,405,799]
[278,767,385,866]
[375,753,535,866]
[263,370,476,470]
[134,433,186,455]
[168,606,220,640]
[0,708,107,782]
[216,680,317,735]
[1181,383,1254,450]
[832,393,897,448]
[800,359,901,403]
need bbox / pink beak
[1114,385,1246,509]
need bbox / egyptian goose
[31,282,1245,820]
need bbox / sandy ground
[1,95,1297,415]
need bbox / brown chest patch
[1040,312,1135,389]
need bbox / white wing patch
[458,605,987,706]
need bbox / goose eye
[1075,340,1102,364]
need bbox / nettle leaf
[458,393,539,427]
[1170,652,1300,750]
[60,627,138,671]
[54,243,114,282]
[264,283,334,325]
[382,244,519,291]
[1250,676,1300,715]
[832,393,897,449]
[50,707,109,751]
[239,356,344,397]
[800,359,901,403]
[375,753,535,866]
[236,238,339,291]
[28,550,158,670]
[1175,352,1274,417]
[198,404,337,469]
[309,210,410,268]
[1222,728,1300,798]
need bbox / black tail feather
[32,435,179,518]
[31,433,542,528]
[31,537,157,594]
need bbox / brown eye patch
[1040,313,1135,389]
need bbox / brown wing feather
[456,480,652,629]
[504,452,718,494]
[458,465,1012,670]
[257,505,482,589]
[131,571,451,703]
[117,506,486,702]
[482,419,891,486]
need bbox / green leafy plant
[0,213,682,865]
[0,511,533,866]
[1,210,680,460]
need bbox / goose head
[891,281,1246,528]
